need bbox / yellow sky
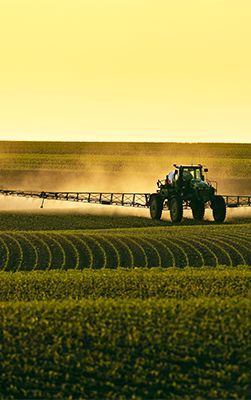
[0,0,250,142]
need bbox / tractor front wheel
[191,200,205,220]
[150,194,163,220]
[170,196,183,223]
[211,195,226,223]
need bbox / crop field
[1,214,250,398]
[0,224,250,271]
[0,141,251,399]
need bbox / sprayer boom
[0,189,151,209]
[0,189,250,210]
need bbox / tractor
[149,164,226,223]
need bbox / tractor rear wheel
[191,200,205,220]
[211,195,226,223]
[150,194,163,220]
[170,196,183,223]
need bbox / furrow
[58,234,80,270]
[122,237,148,268]
[192,236,232,266]
[68,234,93,269]
[174,236,205,267]
[85,236,107,269]
[188,235,219,266]
[0,235,10,271]
[111,236,134,268]
[213,233,248,265]
[218,233,251,265]
[32,233,52,270]
[207,234,245,266]
[3,233,23,272]
[101,236,121,268]
[42,233,66,270]
[139,235,162,268]
[15,233,39,271]
[144,236,175,268]
[159,237,189,267]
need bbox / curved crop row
[0,229,250,271]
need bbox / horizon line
[0,139,250,145]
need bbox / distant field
[0,141,250,193]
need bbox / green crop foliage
[0,298,250,399]
[0,267,250,301]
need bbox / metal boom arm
[0,189,151,208]
[0,189,250,209]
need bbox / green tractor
[149,164,226,223]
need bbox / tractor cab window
[182,168,193,181]
[182,168,202,180]
[193,168,202,180]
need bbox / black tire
[150,194,163,220]
[170,196,183,223]
[191,200,205,220]
[211,195,226,223]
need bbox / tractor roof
[173,164,203,169]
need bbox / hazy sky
[0,0,250,142]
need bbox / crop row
[1,297,250,399]
[1,267,250,301]
[0,229,250,270]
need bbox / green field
[1,213,250,398]
[0,142,251,399]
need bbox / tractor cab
[172,164,214,200]
[174,164,206,183]
[165,165,207,187]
